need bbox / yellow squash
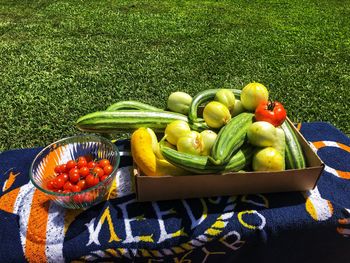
[131,127,185,176]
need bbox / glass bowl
[30,134,120,209]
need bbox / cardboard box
[134,118,324,202]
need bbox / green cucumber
[106,101,163,111]
[210,112,254,165]
[189,89,242,123]
[76,110,188,133]
[160,144,254,174]
[281,121,306,169]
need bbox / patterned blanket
[0,122,349,262]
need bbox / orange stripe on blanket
[313,141,326,149]
[0,188,20,213]
[25,146,62,262]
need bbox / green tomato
[203,101,231,129]
[214,89,236,112]
[240,82,269,111]
[167,91,193,114]
[231,99,245,116]
[165,120,191,145]
[200,130,217,156]
[177,131,202,155]
[253,147,284,171]
[247,121,277,147]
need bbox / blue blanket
[0,122,349,262]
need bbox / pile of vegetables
[76,82,306,176]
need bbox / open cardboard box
[134,118,324,202]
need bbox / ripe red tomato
[79,167,90,177]
[58,173,69,182]
[66,160,77,170]
[87,161,97,169]
[69,168,79,177]
[53,177,65,189]
[92,167,104,178]
[63,181,73,191]
[71,184,81,192]
[47,179,55,190]
[98,159,110,168]
[77,179,87,190]
[103,165,113,176]
[100,175,108,182]
[77,159,88,169]
[255,100,287,127]
[69,172,80,184]
[86,174,99,188]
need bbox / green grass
[0,0,349,151]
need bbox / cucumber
[273,127,286,170]
[76,110,188,133]
[189,89,242,123]
[281,121,306,169]
[160,144,254,174]
[210,112,254,165]
[106,101,163,112]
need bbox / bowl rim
[29,134,120,197]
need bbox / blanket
[0,122,349,262]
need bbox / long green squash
[76,110,188,133]
[160,144,254,174]
[106,101,163,111]
[210,112,254,165]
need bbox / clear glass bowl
[30,135,120,209]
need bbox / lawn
[0,0,349,151]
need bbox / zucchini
[210,112,254,165]
[160,144,254,174]
[189,89,242,123]
[76,110,188,133]
[106,101,163,112]
[281,121,306,169]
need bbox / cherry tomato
[47,179,56,190]
[84,155,93,163]
[54,165,62,174]
[63,181,73,191]
[79,167,90,177]
[66,160,77,170]
[69,172,80,184]
[103,165,113,176]
[98,159,110,168]
[62,189,71,194]
[53,177,65,189]
[86,174,99,188]
[71,184,81,192]
[87,161,97,169]
[100,175,108,182]
[92,167,104,178]
[73,194,84,203]
[69,168,79,177]
[77,179,87,190]
[58,173,69,182]
[83,192,94,202]
[77,159,88,169]
[77,156,87,163]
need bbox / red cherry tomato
[63,181,73,191]
[69,168,79,177]
[87,161,97,169]
[77,156,87,163]
[77,159,88,169]
[100,175,108,182]
[62,190,71,194]
[54,165,62,174]
[86,174,99,188]
[66,160,77,170]
[98,159,110,168]
[92,167,104,178]
[77,179,87,190]
[47,179,56,190]
[58,173,69,182]
[69,172,80,184]
[73,194,84,203]
[255,100,287,127]
[71,184,81,192]
[103,165,113,176]
[79,167,90,177]
[53,177,65,189]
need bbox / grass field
[0,0,349,151]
